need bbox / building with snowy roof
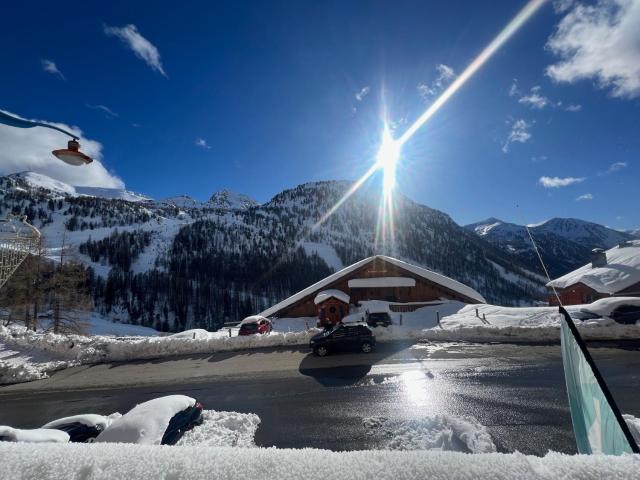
[546,240,640,305]
[259,255,485,322]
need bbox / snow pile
[624,414,640,445]
[364,415,496,453]
[0,426,69,443]
[1,443,639,480]
[176,410,260,448]
[0,324,318,384]
[42,414,120,431]
[96,396,195,445]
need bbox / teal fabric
[561,320,634,454]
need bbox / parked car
[238,315,272,336]
[95,395,204,445]
[571,297,640,325]
[309,323,375,356]
[365,311,392,327]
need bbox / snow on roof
[348,277,416,288]
[259,255,485,317]
[314,289,350,305]
[547,240,640,294]
[0,426,69,443]
[96,395,195,445]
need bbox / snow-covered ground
[3,300,640,385]
[1,443,639,480]
[364,414,496,453]
[176,410,260,448]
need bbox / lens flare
[377,126,401,197]
[311,0,546,238]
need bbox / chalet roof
[314,289,350,305]
[547,240,640,294]
[259,255,486,317]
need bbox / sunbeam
[310,0,546,239]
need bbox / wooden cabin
[259,255,485,319]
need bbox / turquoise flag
[560,308,639,454]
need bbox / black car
[309,323,375,356]
[366,311,392,327]
[161,401,204,445]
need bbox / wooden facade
[549,280,640,306]
[270,256,481,318]
[317,297,349,325]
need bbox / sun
[376,125,401,196]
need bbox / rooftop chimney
[591,248,607,268]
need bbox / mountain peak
[208,189,258,210]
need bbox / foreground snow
[3,300,640,385]
[1,443,639,480]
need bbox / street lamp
[0,110,93,165]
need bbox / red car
[238,316,272,336]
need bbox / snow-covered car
[238,315,272,336]
[95,395,203,445]
[366,311,393,327]
[41,414,119,443]
[573,297,640,325]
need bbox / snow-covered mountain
[0,172,553,331]
[466,217,639,278]
[208,189,259,210]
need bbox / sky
[0,0,639,230]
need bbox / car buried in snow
[309,323,375,356]
[238,315,273,336]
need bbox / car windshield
[2,1,640,478]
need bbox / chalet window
[329,306,336,314]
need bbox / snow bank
[364,415,496,453]
[0,324,318,385]
[1,443,639,480]
[314,289,350,305]
[0,426,69,443]
[96,396,195,445]
[624,414,640,445]
[176,410,260,448]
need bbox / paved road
[1,341,640,455]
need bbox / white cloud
[0,110,123,188]
[104,24,167,77]
[606,161,628,173]
[41,59,65,80]
[417,64,456,102]
[502,119,533,153]
[518,86,551,109]
[576,193,594,201]
[546,0,640,98]
[86,104,118,118]
[355,86,370,101]
[565,103,582,111]
[195,138,211,150]
[553,0,575,13]
[539,175,585,188]
[508,79,521,97]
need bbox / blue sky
[0,0,638,229]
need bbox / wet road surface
[1,341,639,455]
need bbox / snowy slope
[465,217,638,279]
[75,186,151,202]
[208,189,258,210]
[12,171,76,196]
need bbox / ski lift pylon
[0,215,41,290]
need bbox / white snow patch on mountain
[301,242,344,271]
[208,189,258,210]
[13,171,76,196]
[75,186,151,202]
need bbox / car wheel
[314,346,328,357]
[361,342,372,353]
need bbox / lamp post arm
[0,110,78,140]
